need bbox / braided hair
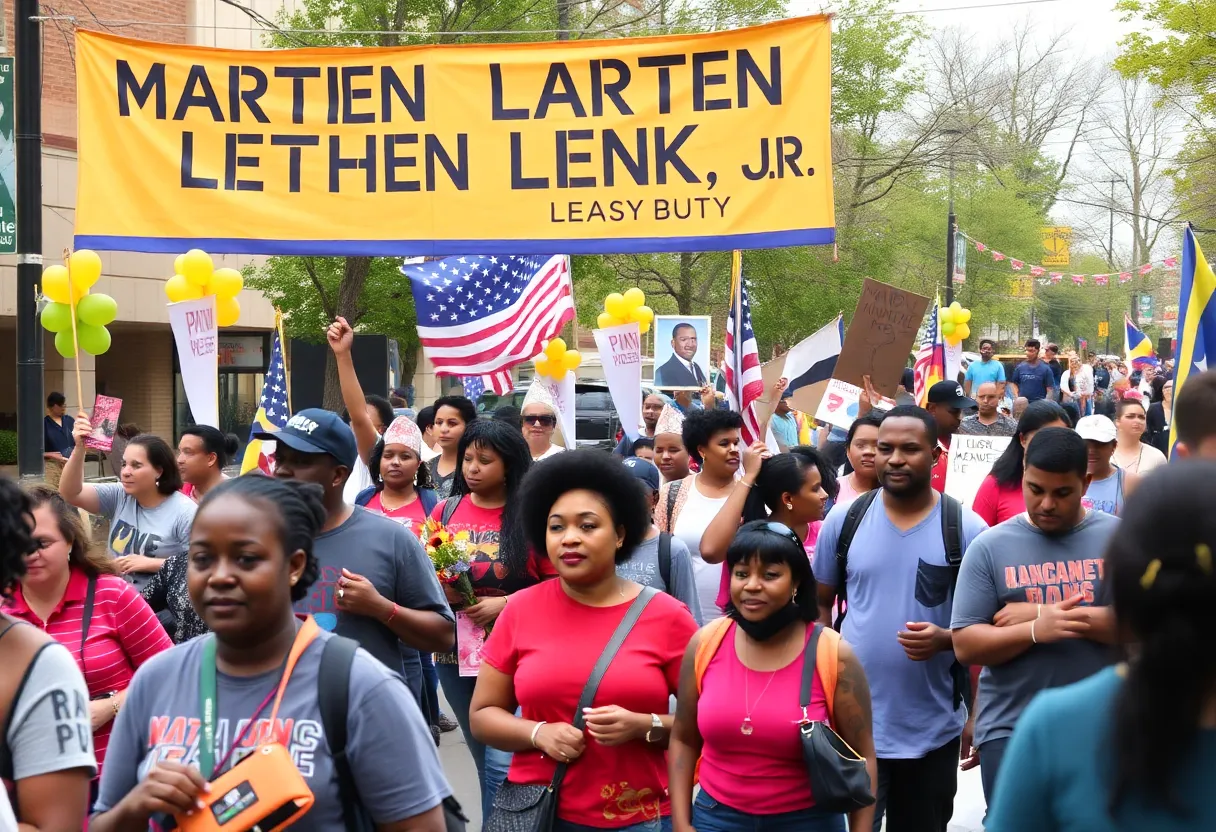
[0,478,37,597]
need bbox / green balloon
[76,293,118,327]
[54,329,76,358]
[941,321,956,336]
[77,323,112,356]
[40,302,74,333]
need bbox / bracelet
[109,691,121,717]
[1030,620,1038,645]
[740,480,754,489]
[530,721,547,748]
[385,603,399,625]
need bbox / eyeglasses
[523,414,557,427]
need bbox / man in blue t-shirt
[1010,338,1056,402]
[813,406,988,832]
[963,339,1006,398]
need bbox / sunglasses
[523,414,557,427]
[757,521,805,552]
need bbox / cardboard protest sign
[944,434,1012,508]
[835,279,930,398]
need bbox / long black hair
[450,420,531,576]
[197,476,325,603]
[743,446,838,523]
[723,520,818,623]
[367,438,434,493]
[1107,461,1216,818]
[0,478,36,597]
[990,400,1070,487]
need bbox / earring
[290,576,298,586]
[792,589,799,602]
[785,501,794,510]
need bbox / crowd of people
[5,329,1216,832]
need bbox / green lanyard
[199,636,219,780]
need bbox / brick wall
[5,0,189,144]
[94,329,175,440]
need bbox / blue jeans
[979,737,1011,819]
[554,818,671,832]
[437,663,512,821]
[693,790,846,832]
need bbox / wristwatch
[645,713,663,743]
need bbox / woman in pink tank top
[668,520,877,832]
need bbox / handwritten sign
[168,296,219,427]
[835,279,930,397]
[593,322,643,439]
[944,434,1012,508]
[85,395,123,452]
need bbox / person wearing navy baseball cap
[926,381,976,493]
[259,407,455,710]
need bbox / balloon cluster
[598,287,654,333]
[941,301,972,345]
[534,337,582,379]
[40,250,116,358]
[164,249,243,327]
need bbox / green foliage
[1115,0,1216,115]
[1033,253,1132,354]
[0,430,16,465]
[830,0,925,132]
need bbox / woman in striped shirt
[2,486,172,782]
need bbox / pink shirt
[972,475,1025,527]
[697,622,828,814]
[4,568,172,772]
[715,522,821,611]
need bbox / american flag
[402,255,573,395]
[913,295,946,406]
[461,375,487,401]
[240,321,289,474]
[724,251,765,444]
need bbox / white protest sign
[537,373,577,450]
[813,378,895,430]
[168,296,219,427]
[944,434,1012,508]
[593,322,643,440]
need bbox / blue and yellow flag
[240,315,290,474]
[1124,315,1156,368]
[1169,226,1216,455]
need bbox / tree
[1115,0,1216,116]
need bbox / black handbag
[485,587,659,832]
[798,624,875,814]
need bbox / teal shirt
[988,666,1216,831]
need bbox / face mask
[728,600,802,642]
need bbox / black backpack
[657,532,672,589]
[318,636,468,831]
[832,490,971,710]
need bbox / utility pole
[1100,177,1124,355]
[556,0,570,40]
[942,127,963,307]
[15,0,43,480]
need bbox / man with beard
[951,427,1117,811]
[813,406,987,832]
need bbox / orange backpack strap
[268,616,321,725]
[694,617,733,694]
[815,624,841,725]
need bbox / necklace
[1114,444,1143,473]
[740,642,780,736]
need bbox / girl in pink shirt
[974,401,1071,526]
[669,521,877,832]
[3,487,171,781]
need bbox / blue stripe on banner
[74,227,836,257]
[786,356,838,394]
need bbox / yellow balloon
[41,265,86,305]
[622,287,645,310]
[597,312,617,329]
[604,293,628,319]
[957,308,972,324]
[938,307,954,325]
[631,305,654,324]
[949,301,963,315]
[562,351,582,372]
[544,338,567,361]
[216,295,241,327]
[165,274,204,303]
[181,249,214,287]
[174,254,185,276]
[955,323,970,341]
[68,249,103,289]
[638,319,651,335]
[209,267,244,299]
[534,357,553,377]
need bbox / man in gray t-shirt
[259,409,455,707]
[95,633,452,830]
[951,427,1119,807]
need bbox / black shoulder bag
[798,624,874,813]
[484,587,659,832]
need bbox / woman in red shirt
[972,400,1071,527]
[2,486,171,786]
[471,450,698,832]
[356,415,439,536]
[431,419,548,820]
[669,522,876,832]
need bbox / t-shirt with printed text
[365,492,429,538]
[481,580,697,827]
[94,630,452,830]
[94,484,197,596]
[3,636,96,782]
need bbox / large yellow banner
[74,18,832,256]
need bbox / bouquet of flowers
[420,517,477,608]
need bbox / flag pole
[63,248,84,414]
[731,250,743,405]
[276,308,291,412]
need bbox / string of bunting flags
[959,231,1179,286]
